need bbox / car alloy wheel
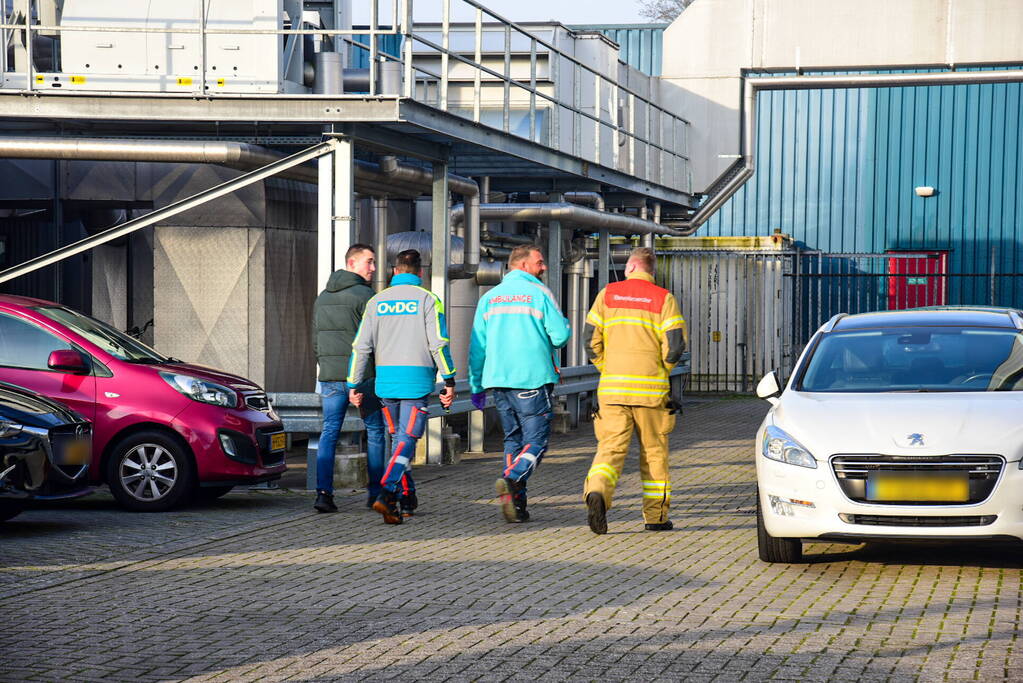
[120,443,178,502]
[106,430,195,512]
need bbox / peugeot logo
[907,433,925,446]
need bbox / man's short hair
[629,247,655,272]
[508,244,542,267]
[394,249,422,273]
[345,243,374,262]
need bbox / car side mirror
[48,349,90,375]
[756,371,782,405]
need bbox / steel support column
[427,160,451,465]
[598,228,610,292]
[318,137,355,290]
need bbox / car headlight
[160,373,237,408]
[762,425,817,469]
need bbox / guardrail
[270,357,688,490]
[268,356,690,434]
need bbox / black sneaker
[495,477,523,523]
[401,491,419,518]
[644,520,674,532]
[314,492,338,513]
[586,492,607,535]
[372,491,403,525]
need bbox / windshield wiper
[123,357,170,364]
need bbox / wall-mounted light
[915,186,936,197]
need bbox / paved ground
[2,397,1022,682]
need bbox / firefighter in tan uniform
[583,247,687,534]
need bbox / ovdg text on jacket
[347,273,456,399]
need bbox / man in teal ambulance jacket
[468,244,571,523]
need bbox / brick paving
[1,397,1022,681]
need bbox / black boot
[512,493,530,523]
[314,491,338,513]
[495,477,525,523]
[586,492,607,535]
[400,491,419,518]
[372,490,403,525]
[644,520,673,531]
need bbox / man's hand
[470,392,486,411]
[439,385,455,409]
[349,389,363,407]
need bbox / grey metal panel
[264,178,316,231]
[65,160,138,202]
[90,243,128,330]
[154,226,264,385]
[0,159,54,201]
[263,225,317,392]
[145,162,266,228]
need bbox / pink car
[0,295,286,511]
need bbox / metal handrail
[0,0,691,190]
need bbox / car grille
[831,455,1003,505]
[244,392,271,411]
[840,514,997,527]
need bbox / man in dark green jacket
[311,243,386,513]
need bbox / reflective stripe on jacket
[585,271,687,407]
[347,273,456,399]
[468,269,571,393]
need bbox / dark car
[0,381,93,522]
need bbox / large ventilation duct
[674,68,1023,236]
[451,202,686,237]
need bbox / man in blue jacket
[348,249,456,524]
[469,244,571,523]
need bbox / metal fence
[659,249,1023,394]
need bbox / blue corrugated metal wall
[703,67,1023,303]
[349,32,404,70]
[568,24,667,77]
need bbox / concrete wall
[662,0,1023,190]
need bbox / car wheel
[193,485,234,502]
[756,489,803,563]
[0,500,25,522]
[106,431,195,512]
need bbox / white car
[755,307,1023,562]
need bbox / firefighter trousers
[584,403,675,524]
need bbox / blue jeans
[316,380,386,496]
[492,385,554,498]
[379,396,428,495]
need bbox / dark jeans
[316,380,386,496]
[492,385,554,499]
[379,396,429,495]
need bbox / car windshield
[799,326,1023,392]
[35,307,167,363]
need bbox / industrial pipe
[372,198,389,292]
[674,68,1023,235]
[378,156,479,276]
[451,202,687,237]
[516,191,606,212]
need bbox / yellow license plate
[57,439,91,466]
[270,433,286,452]
[867,472,969,502]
